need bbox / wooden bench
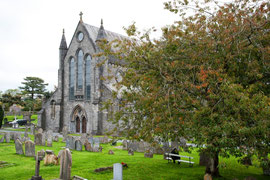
[165,153,194,167]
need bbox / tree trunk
[205,151,220,177]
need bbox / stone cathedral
[38,13,125,134]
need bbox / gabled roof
[84,23,127,43]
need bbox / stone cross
[79,11,83,22]
[31,151,45,180]
[113,163,123,180]
[59,148,72,180]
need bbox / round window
[77,32,84,41]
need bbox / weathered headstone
[75,140,82,151]
[15,139,24,155]
[5,132,10,143]
[59,148,72,180]
[30,125,35,135]
[122,140,127,150]
[66,136,71,149]
[14,133,21,141]
[84,140,92,152]
[128,149,134,156]
[25,140,35,157]
[37,128,43,134]
[47,134,53,147]
[44,154,58,166]
[35,133,43,146]
[113,163,123,180]
[70,136,76,150]
[62,126,68,142]
[80,133,87,144]
[101,136,109,144]
[41,133,46,146]
[144,152,153,158]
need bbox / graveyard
[0,129,268,180]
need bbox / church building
[38,13,125,134]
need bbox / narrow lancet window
[77,50,83,90]
[69,57,75,100]
[85,55,91,100]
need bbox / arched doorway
[76,116,80,133]
[71,105,88,133]
[82,116,87,133]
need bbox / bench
[165,153,194,167]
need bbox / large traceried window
[85,55,91,100]
[69,57,75,100]
[77,50,83,90]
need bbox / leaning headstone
[75,140,82,151]
[59,148,72,180]
[84,140,92,152]
[35,133,43,146]
[15,139,24,155]
[47,136,53,147]
[41,133,46,146]
[25,140,35,157]
[70,136,76,150]
[5,132,10,143]
[128,149,134,156]
[113,163,123,180]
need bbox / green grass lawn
[3,114,38,125]
[0,134,268,180]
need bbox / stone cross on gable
[79,11,83,22]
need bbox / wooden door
[76,117,80,133]
[82,117,87,133]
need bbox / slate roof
[84,23,127,66]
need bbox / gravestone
[137,142,146,153]
[93,137,100,146]
[171,141,179,150]
[53,135,59,142]
[84,140,92,152]
[47,136,53,147]
[31,150,46,180]
[75,140,82,151]
[101,136,109,144]
[59,148,72,180]
[144,151,153,158]
[5,132,10,143]
[35,133,43,146]
[80,133,87,144]
[0,136,4,143]
[128,149,134,156]
[62,126,68,142]
[154,146,164,155]
[122,140,127,150]
[70,136,76,150]
[25,140,35,157]
[113,163,123,180]
[24,126,29,137]
[15,139,24,155]
[66,136,71,149]
[37,128,43,134]
[88,137,94,146]
[41,133,46,146]
[14,133,21,141]
[30,125,35,135]
[99,146,103,152]
[108,150,114,155]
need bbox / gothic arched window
[69,57,75,100]
[50,100,56,119]
[77,50,83,90]
[85,55,91,100]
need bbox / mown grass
[0,134,268,180]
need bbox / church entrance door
[76,117,80,133]
[82,117,87,133]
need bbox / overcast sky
[0,0,180,92]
